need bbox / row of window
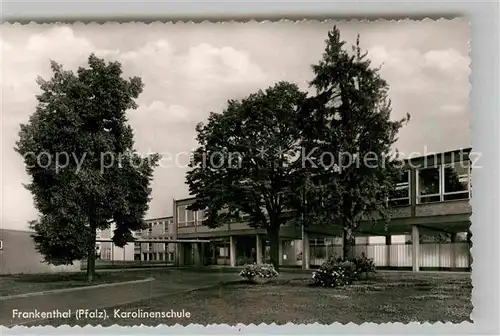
[389,161,471,206]
[174,161,471,226]
[134,242,171,251]
[177,206,206,226]
[139,219,173,235]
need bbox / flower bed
[239,263,279,284]
[311,253,376,287]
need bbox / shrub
[352,253,376,276]
[236,256,254,266]
[312,259,357,287]
[311,253,376,287]
[239,263,279,283]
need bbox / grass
[0,271,148,297]
[41,271,472,325]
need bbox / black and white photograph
[1,19,472,327]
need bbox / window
[196,210,205,225]
[177,206,186,226]
[219,247,229,257]
[148,243,153,251]
[389,170,410,206]
[186,209,195,225]
[417,161,471,204]
[417,166,441,203]
[443,161,471,200]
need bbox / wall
[0,229,81,275]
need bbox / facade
[96,217,175,263]
[0,229,81,275]
[169,148,472,271]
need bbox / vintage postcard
[1,18,472,328]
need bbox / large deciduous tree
[15,54,159,282]
[298,26,410,260]
[186,82,307,271]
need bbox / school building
[170,147,472,272]
[96,147,472,272]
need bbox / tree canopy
[186,81,307,269]
[296,26,410,259]
[15,54,159,281]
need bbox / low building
[0,229,81,275]
[168,147,472,271]
[96,217,175,263]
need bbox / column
[200,242,205,266]
[176,244,185,266]
[412,225,420,272]
[229,236,236,267]
[302,230,310,270]
[256,235,263,264]
[385,235,392,268]
[450,233,457,269]
[193,243,202,266]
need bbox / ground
[28,270,471,326]
[0,271,147,297]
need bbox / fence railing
[309,242,471,269]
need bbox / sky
[1,19,471,230]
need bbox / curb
[0,277,155,301]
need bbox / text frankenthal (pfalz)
[12,308,192,320]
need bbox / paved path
[1,269,308,327]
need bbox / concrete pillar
[385,235,392,268]
[412,225,420,272]
[302,230,310,270]
[177,244,185,266]
[193,243,202,266]
[229,236,236,267]
[256,235,263,264]
[201,242,206,266]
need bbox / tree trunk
[267,226,280,272]
[342,226,356,261]
[86,226,97,282]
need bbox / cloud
[0,21,470,230]
[1,25,271,229]
[366,46,470,121]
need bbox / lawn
[42,271,472,325]
[0,271,148,297]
